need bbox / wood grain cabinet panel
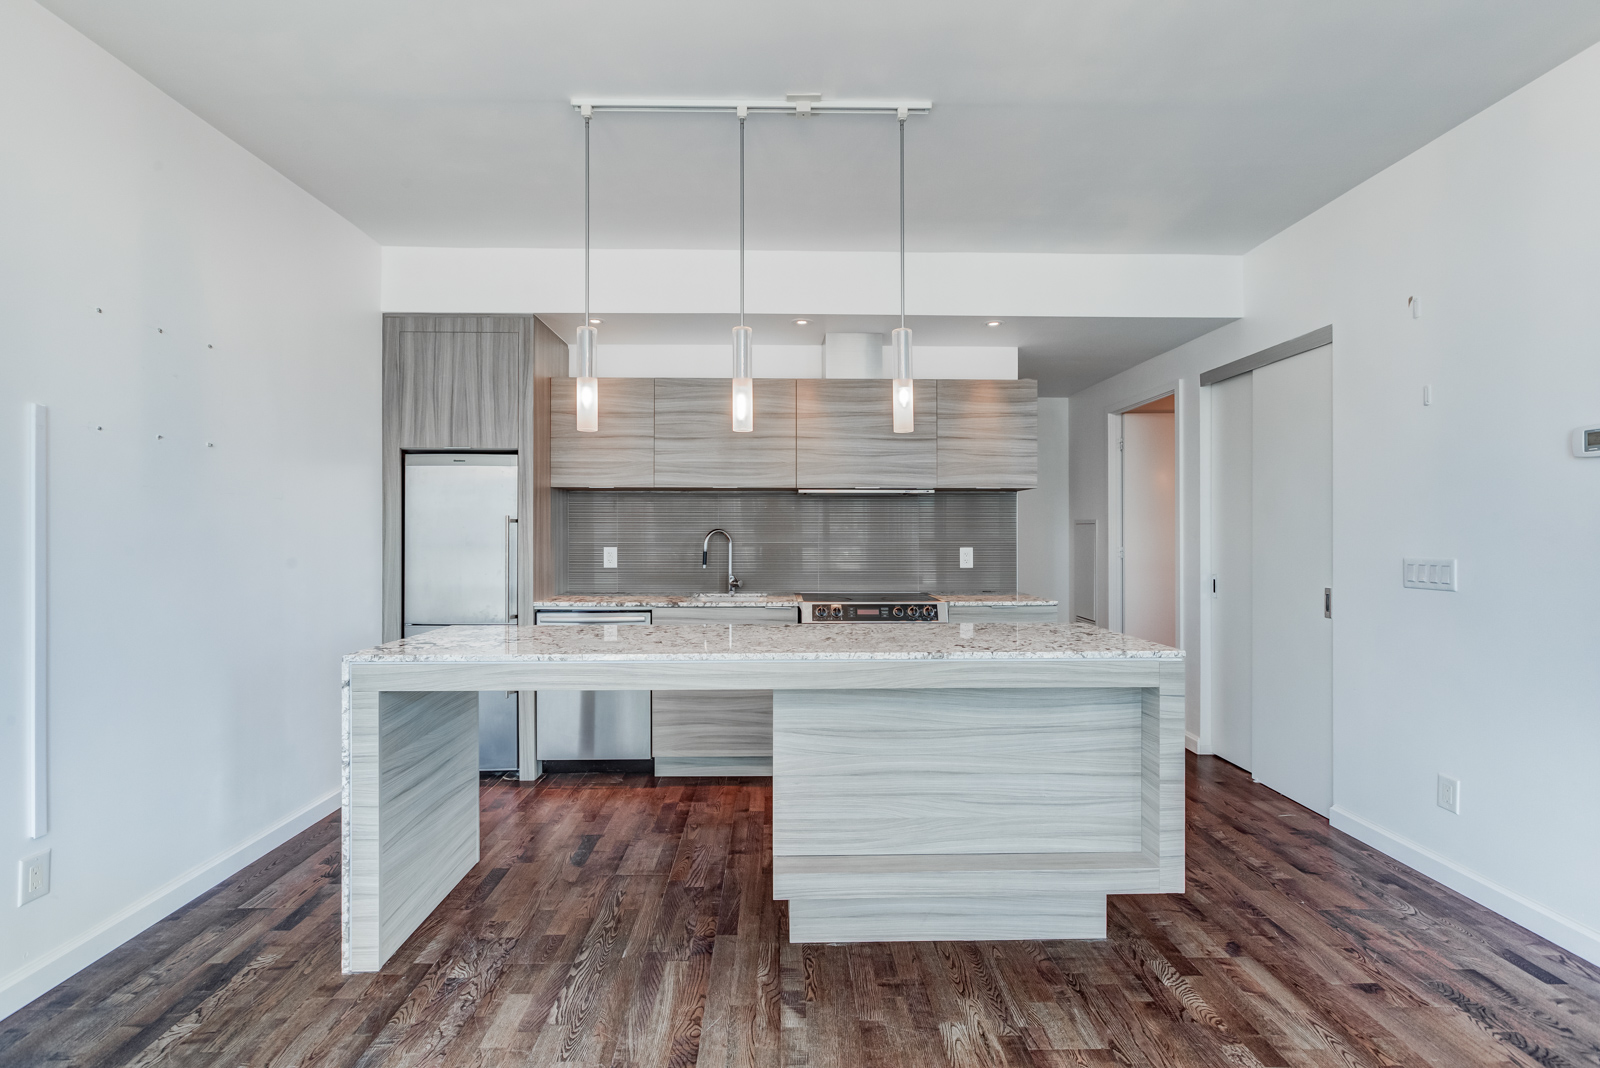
[550,378,655,487]
[654,379,796,487]
[652,690,773,757]
[795,379,938,488]
[936,379,1038,488]
[394,324,524,449]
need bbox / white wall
[1017,398,1070,611]
[0,0,381,1018]
[382,246,1242,318]
[1068,38,1600,963]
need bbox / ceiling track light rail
[571,97,932,117]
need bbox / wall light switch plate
[602,546,618,568]
[1403,558,1457,591]
[1437,775,1461,815]
[959,547,974,569]
[19,850,50,906]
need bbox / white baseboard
[0,788,341,1022]
[1185,731,1211,754]
[1330,805,1600,967]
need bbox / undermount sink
[688,592,783,601]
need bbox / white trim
[0,788,340,1021]
[1186,730,1210,754]
[1330,805,1600,967]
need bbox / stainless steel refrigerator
[403,452,519,771]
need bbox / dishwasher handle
[534,610,652,625]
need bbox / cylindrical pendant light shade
[731,324,753,432]
[891,326,914,433]
[575,325,599,433]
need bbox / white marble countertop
[346,621,1175,663]
[526,592,1058,609]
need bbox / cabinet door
[550,378,655,487]
[936,379,1038,488]
[654,379,796,487]
[394,320,524,449]
[795,379,938,488]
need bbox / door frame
[1106,388,1181,638]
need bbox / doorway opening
[1119,394,1177,648]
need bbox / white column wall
[0,0,381,1017]
[1068,37,1600,962]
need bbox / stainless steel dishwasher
[532,610,653,762]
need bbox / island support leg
[343,688,479,973]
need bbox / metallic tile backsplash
[557,490,1017,594]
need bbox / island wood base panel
[787,893,1107,943]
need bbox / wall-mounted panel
[550,378,655,487]
[937,379,1037,488]
[796,379,937,488]
[654,378,796,487]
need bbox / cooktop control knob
[830,605,843,618]
[814,605,826,618]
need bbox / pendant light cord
[899,115,906,329]
[739,115,746,327]
[584,115,591,326]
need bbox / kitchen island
[340,621,1182,972]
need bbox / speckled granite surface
[345,621,1176,663]
[527,592,1058,609]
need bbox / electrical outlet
[602,546,618,568]
[1437,775,1461,815]
[959,547,974,569]
[19,850,50,906]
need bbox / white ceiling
[40,0,1600,254]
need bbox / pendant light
[575,106,599,432]
[891,107,914,433]
[731,106,754,432]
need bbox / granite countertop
[527,593,1058,609]
[345,621,1177,664]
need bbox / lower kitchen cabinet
[652,690,773,777]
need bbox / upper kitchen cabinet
[387,316,525,449]
[550,378,655,487]
[936,379,1038,488]
[795,379,939,488]
[654,379,796,488]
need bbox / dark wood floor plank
[5,759,1597,1068]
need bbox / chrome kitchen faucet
[701,528,740,593]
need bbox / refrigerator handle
[505,515,519,624]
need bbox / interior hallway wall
[0,0,381,1017]
[1016,397,1068,614]
[1068,37,1600,962]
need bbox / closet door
[1249,344,1333,814]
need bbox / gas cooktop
[798,593,945,623]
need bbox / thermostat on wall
[1573,425,1600,457]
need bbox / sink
[688,592,783,601]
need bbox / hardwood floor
[4,754,1597,1067]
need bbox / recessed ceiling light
[986,320,1003,327]
[588,317,602,324]
[793,318,810,325]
